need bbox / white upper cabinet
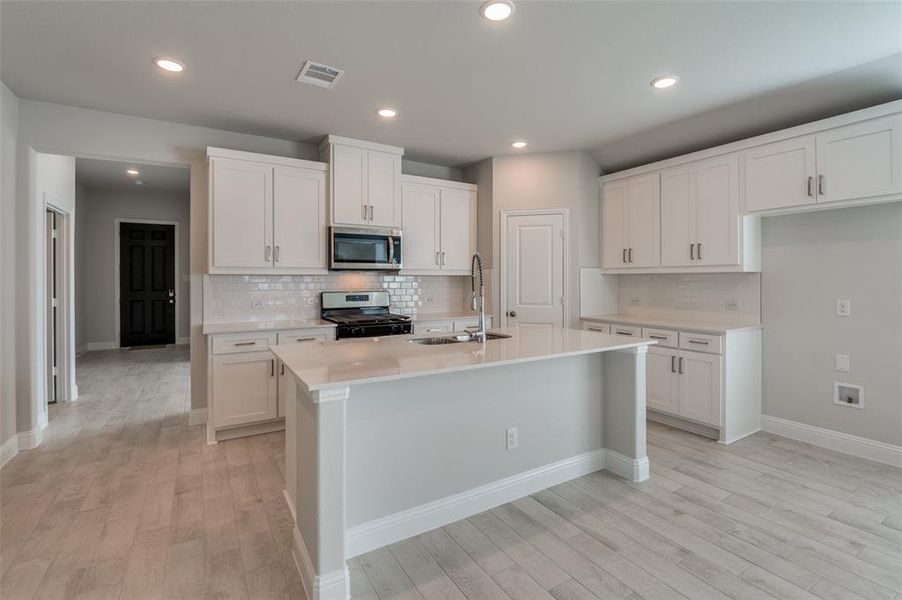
[401,176,476,275]
[208,148,328,274]
[320,136,404,228]
[743,136,816,212]
[816,115,902,204]
[660,165,694,267]
[694,155,739,266]
[600,173,660,269]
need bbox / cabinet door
[695,155,739,266]
[212,352,277,428]
[401,183,440,271]
[367,150,402,227]
[440,188,475,272]
[626,173,661,268]
[816,115,902,204]
[743,136,816,212]
[600,181,628,268]
[678,350,722,427]
[210,158,273,269]
[273,166,327,269]
[332,144,367,225]
[647,347,679,415]
[660,165,694,267]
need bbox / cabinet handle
[435,251,440,265]
[615,330,634,336]
[274,245,280,263]
[628,248,633,263]
[678,356,684,374]
[265,245,272,262]
[807,176,814,197]
[622,248,627,263]
[697,243,702,260]
[690,243,695,260]
[671,355,676,373]
[295,337,316,342]
[649,334,668,340]
[361,204,367,220]
[368,205,374,221]
[688,339,709,345]
[234,341,257,346]
[281,363,285,376]
[441,251,446,266]
[425,328,444,333]
[818,175,825,196]
[270,359,274,377]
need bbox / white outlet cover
[835,299,851,317]
[506,427,518,450]
[834,353,850,373]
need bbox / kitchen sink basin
[409,332,512,345]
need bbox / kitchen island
[271,326,654,600]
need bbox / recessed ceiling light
[511,141,527,149]
[126,169,140,176]
[154,57,185,73]
[376,107,398,119]
[651,75,679,89]
[135,180,144,186]
[481,0,515,21]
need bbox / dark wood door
[120,222,176,347]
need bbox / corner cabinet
[319,135,404,228]
[208,148,328,274]
[401,175,477,274]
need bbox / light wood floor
[2,347,900,600]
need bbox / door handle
[690,243,695,260]
[628,248,633,263]
[294,337,316,342]
[270,359,275,377]
[265,245,272,262]
[435,251,440,266]
[281,363,285,376]
[368,205,374,221]
[807,176,814,197]
[274,245,280,263]
[622,248,627,263]
[441,251,446,266]
[168,289,175,298]
[678,356,684,374]
[509,311,517,318]
[234,341,257,347]
[671,355,676,373]
[697,243,702,261]
[818,175,825,196]
[361,204,367,220]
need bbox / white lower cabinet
[646,347,721,427]
[413,316,492,334]
[646,347,679,414]
[211,352,278,429]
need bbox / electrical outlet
[834,354,850,373]
[835,299,851,317]
[505,427,518,450]
[724,299,740,311]
[834,382,863,409]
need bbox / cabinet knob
[508,311,517,318]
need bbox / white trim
[345,448,606,558]
[499,208,571,329]
[318,135,404,156]
[43,201,75,406]
[71,384,78,401]
[0,436,20,469]
[85,341,117,351]
[400,174,476,192]
[604,449,650,482]
[177,336,190,345]
[17,420,47,450]
[113,218,181,347]
[293,526,350,600]
[761,415,902,468]
[188,408,207,426]
[207,146,328,171]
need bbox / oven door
[330,227,402,270]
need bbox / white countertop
[271,326,653,392]
[580,313,762,334]
[202,318,336,335]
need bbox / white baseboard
[293,525,350,600]
[177,337,190,345]
[345,449,607,558]
[75,345,88,356]
[18,426,44,450]
[188,408,207,426]
[0,435,20,469]
[71,384,79,401]
[761,415,902,468]
[85,341,116,351]
[605,449,650,482]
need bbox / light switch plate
[835,353,850,373]
[835,299,851,317]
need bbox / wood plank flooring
[2,346,900,600]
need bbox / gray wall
[761,203,902,445]
[402,159,463,182]
[75,186,191,349]
[1,82,18,448]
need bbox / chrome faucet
[470,252,487,341]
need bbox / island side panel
[602,346,649,481]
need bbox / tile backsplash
[204,273,472,322]
[616,273,761,322]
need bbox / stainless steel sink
[409,332,512,345]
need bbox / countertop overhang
[271,326,654,392]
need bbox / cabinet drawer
[277,329,332,345]
[581,321,611,334]
[679,331,723,354]
[642,327,678,348]
[415,320,454,334]
[454,316,492,331]
[211,333,276,355]
[611,323,642,338]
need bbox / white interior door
[401,183,440,271]
[273,166,326,269]
[504,212,564,329]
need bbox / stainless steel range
[321,291,412,339]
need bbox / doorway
[45,210,60,404]
[118,221,177,347]
[500,209,569,329]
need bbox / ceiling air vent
[296,60,345,89]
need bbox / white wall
[74,181,87,352]
[761,203,902,446]
[0,82,18,448]
[75,186,191,349]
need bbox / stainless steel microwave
[330,226,402,270]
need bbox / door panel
[439,188,474,272]
[332,145,367,225]
[210,158,272,268]
[743,136,815,212]
[367,150,401,227]
[273,166,327,269]
[505,213,564,327]
[816,115,902,204]
[212,353,277,428]
[695,155,739,266]
[120,222,175,347]
[600,181,627,268]
[647,347,678,415]
[660,166,694,267]
[626,173,661,268]
[401,183,440,271]
[678,350,722,426]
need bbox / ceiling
[2,1,901,170]
[76,158,190,195]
